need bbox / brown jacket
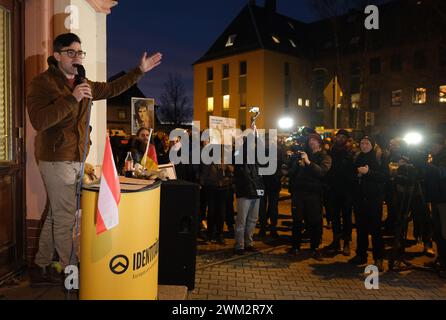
[27,56,144,162]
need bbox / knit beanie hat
[336,129,350,138]
[360,135,375,148]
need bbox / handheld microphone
[73,64,86,86]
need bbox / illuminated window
[413,87,427,104]
[207,97,214,112]
[351,93,360,109]
[305,99,310,107]
[272,35,280,44]
[392,90,402,106]
[440,85,446,103]
[289,39,296,48]
[223,95,230,110]
[298,98,303,106]
[225,34,237,47]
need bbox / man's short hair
[53,33,81,52]
[135,100,149,112]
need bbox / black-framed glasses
[59,49,86,59]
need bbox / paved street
[190,198,446,300]
[1,198,445,300]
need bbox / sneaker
[270,230,280,239]
[375,259,385,272]
[348,255,367,265]
[312,250,323,261]
[215,235,226,245]
[29,264,62,287]
[287,247,300,256]
[343,241,351,256]
[234,249,245,255]
[245,245,259,253]
[423,243,435,258]
[323,240,340,252]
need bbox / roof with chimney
[194,0,446,65]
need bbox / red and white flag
[96,136,121,235]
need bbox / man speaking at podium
[26,32,162,286]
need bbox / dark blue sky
[106,0,320,104]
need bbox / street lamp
[404,132,423,145]
[278,116,294,130]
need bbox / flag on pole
[96,136,121,235]
[140,128,158,170]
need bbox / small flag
[141,129,158,170]
[96,136,121,235]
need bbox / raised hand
[139,52,163,73]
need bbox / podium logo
[109,255,129,275]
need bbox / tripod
[388,175,428,271]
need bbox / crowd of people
[111,125,446,278]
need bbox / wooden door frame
[0,0,25,281]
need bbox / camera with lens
[291,144,305,160]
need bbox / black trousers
[259,186,280,231]
[199,187,208,223]
[392,189,433,259]
[354,198,384,260]
[206,187,228,239]
[225,190,235,229]
[329,190,353,242]
[432,203,446,268]
[291,191,323,250]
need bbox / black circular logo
[109,255,129,275]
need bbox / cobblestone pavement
[190,198,446,300]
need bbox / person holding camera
[287,133,332,260]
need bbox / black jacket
[353,150,386,201]
[327,144,355,192]
[425,147,446,203]
[234,163,264,199]
[289,150,332,194]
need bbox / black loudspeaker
[158,179,199,290]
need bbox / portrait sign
[131,97,155,135]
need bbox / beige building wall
[193,49,313,131]
[194,50,265,129]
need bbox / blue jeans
[235,198,260,250]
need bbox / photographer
[424,134,446,278]
[390,143,434,270]
[287,133,332,260]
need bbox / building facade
[193,0,446,135]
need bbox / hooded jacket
[27,56,144,162]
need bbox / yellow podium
[79,179,161,300]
